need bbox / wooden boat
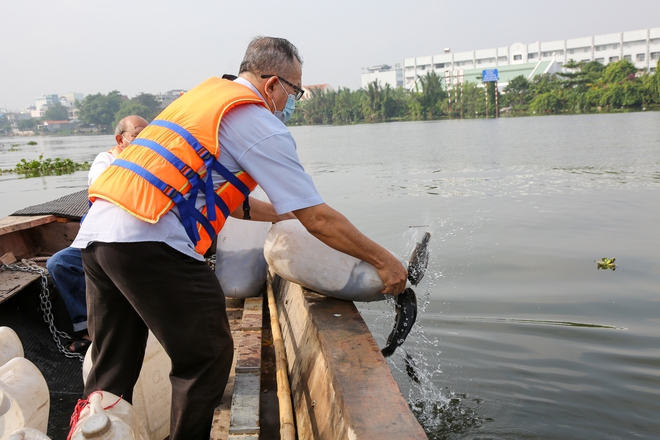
[0,192,427,440]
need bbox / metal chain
[1,260,84,362]
[206,253,216,272]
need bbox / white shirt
[88,151,115,186]
[72,78,322,260]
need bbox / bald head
[114,115,148,150]
[114,115,149,136]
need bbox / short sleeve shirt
[72,78,323,260]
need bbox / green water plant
[596,257,616,271]
[27,141,38,145]
[11,154,90,177]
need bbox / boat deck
[1,200,428,439]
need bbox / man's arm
[88,152,114,186]
[229,197,296,223]
[293,203,408,295]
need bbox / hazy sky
[1,0,659,110]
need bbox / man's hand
[376,252,408,295]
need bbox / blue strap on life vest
[149,119,217,221]
[111,159,215,246]
[111,119,250,249]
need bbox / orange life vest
[107,145,123,158]
[89,77,266,255]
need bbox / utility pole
[459,69,464,119]
[445,70,452,117]
[484,82,489,119]
[495,81,499,118]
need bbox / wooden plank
[211,295,264,440]
[229,372,261,435]
[273,275,428,440]
[0,269,40,304]
[236,331,262,373]
[0,215,56,236]
[240,297,263,330]
[210,339,239,440]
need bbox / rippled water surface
[1,112,659,439]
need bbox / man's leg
[83,241,234,440]
[82,243,149,403]
[47,246,88,333]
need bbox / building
[364,27,660,91]
[360,64,403,89]
[31,94,59,118]
[42,120,77,132]
[155,90,186,109]
[301,84,334,99]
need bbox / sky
[1,0,659,110]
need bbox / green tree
[131,93,161,120]
[460,82,486,118]
[17,118,38,131]
[410,72,446,120]
[0,115,11,134]
[601,59,637,84]
[503,75,530,107]
[114,101,154,127]
[42,102,69,121]
[362,80,384,122]
[530,90,564,113]
[78,91,124,131]
[333,87,362,124]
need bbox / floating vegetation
[27,141,38,145]
[3,154,90,177]
[596,257,616,271]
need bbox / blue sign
[482,69,499,82]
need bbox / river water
[1,112,659,439]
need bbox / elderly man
[46,115,148,353]
[71,37,407,440]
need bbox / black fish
[407,231,431,286]
[381,232,431,357]
[381,287,418,357]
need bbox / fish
[380,232,431,358]
[407,232,431,286]
[381,287,417,357]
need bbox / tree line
[4,58,657,136]
[288,58,660,125]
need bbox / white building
[59,92,85,108]
[365,27,660,91]
[361,64,403,89]
[31,94,59,117]
[156,90,186,109]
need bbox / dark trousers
[81,241,234,440]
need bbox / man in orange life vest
[47,115,148,354]
[71,37,408,440]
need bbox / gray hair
[114,119,128,136]
[238,36,303,77]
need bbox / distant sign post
[481,69,498,82]
[481,69,499,118]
